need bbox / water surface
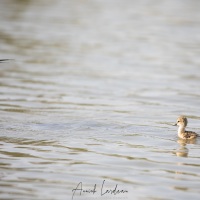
[0,0,200,199]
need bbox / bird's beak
[173,123,177,126]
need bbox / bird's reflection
[175,144,188,157]
[175,138,197,157]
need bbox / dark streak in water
[0,59,14,63]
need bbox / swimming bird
[173,116,198,139]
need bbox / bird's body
[174,116,198,139]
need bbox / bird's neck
[178,125,185,134]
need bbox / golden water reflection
[176,138,197,157]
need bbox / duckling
[174,116,198,139]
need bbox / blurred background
[0,0,200,199]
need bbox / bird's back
[182,131,198,139]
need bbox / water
[0,0,200,199]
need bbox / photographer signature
[72,179,128,199]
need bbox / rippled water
[0,0,200,199]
